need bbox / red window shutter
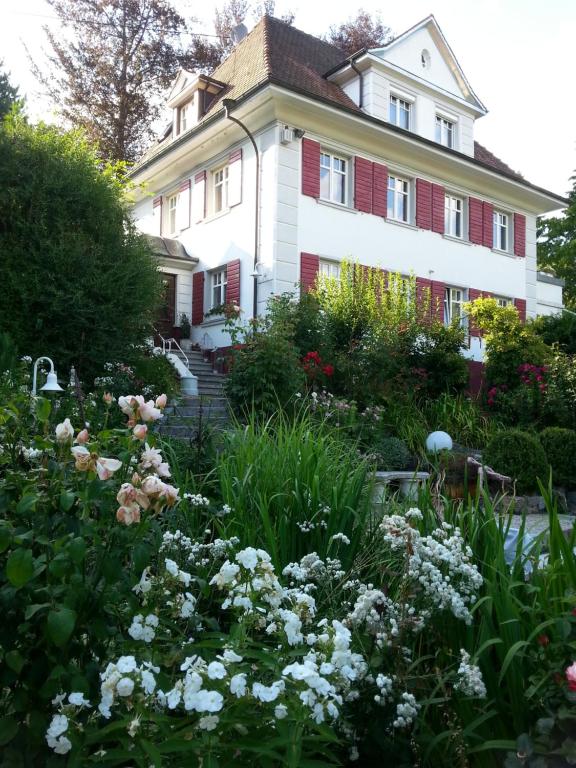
[515,298,526,323]
[431,184,445,234]
[431,281,445,322]
[226,259,241,305]
[514,213,526,257]
[354,157,373,213]
[301,139,320,198]
[468,288,482,336]
[482,202,494,248]
[468,360,484,398]
[416,179,432,230]
[372,162,388,217]
[468,197,483,244]
[300,252,319,292]
[192,271,205,326]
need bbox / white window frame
[444,194,464,238]
[319,150,348,205]
[493,210,510,252]
[389,94,412,130]
[210,268,227,309]
[387,174,411,223]
[319,259,341,281]
[444,286,467,328]
[435,115,455,148]
[495,296,513,308]
[212,164,229,214]
[167,192,179,235]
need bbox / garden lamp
[31,356,64,396]
[425,431,453,453]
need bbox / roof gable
[371,16,486,112]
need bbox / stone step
[167,406,229,417]
[159,423,230,438]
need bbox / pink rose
[156,393,167,409]
[566,662,576,690]
[76,428,89,445]
[116,504,141,525]
[133,424,148,441]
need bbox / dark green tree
[325,8,392,55]
[0,61,22,119]
[0,113,161,384]
[538,174,576,309]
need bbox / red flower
[537,634,550,647]
[304,351,321,364]
[322,364,334,377]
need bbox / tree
[33,0,198,163]
[0,61,22,119]
[0,113,161,384]
[538,175,576,309]
[191,0,295,72]
[325,8,392,56]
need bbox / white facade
[131,15,565,359]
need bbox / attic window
[421,49,431,69]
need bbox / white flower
[46,714,68,739]
[207,661,227,680]
[198,715,219,731]
[186,689,224,713]
[222,649,243,663]
[116,677,135,697]
[51,736,72,755]
[252,682,283,702]
[68,692,90,707]
[274,704,288,719]
[235,547,259,571]
[55,418,74,443]
[116,656,138,674]
[454,650,487,698]
[230,674,247,697]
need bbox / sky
[1,0,574,202]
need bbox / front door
[156,273,176,341]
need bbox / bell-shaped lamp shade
[40,371,64,393]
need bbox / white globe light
[426,430,453,453]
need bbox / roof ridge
[261,15,272,75]
[264,13,347,57]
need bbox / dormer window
[389,95,412,130]
[435,115,455,148]
[177,100,193,135]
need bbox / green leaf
[35,397,52,423]
[5,650,25,674]
[0,717,18,746]
[67,537,86,565]
[47,607,77,647]
[16,494,37,516]
[6,548,34,587]
[24,602,51,620]
[498,640,529,684]
[59,490,76,513]
[0,524,12,553]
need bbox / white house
[131,14,566,387]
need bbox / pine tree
[0,61,22,119]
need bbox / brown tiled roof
[474,141,523,180]
[140,16,532,186]
[202,15,356,121]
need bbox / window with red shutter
[192,271,205,326]
[482,202,494,249]
[431,183,445,234]
[514,213,526,257]
[468,197,483,244]
[226,259,241,305]
[372,162,388,217]
[300,252,319,293]
[416,179,432,230]
[301,139,320,198]
[354,157,373,213]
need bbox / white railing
[154,329,190,369]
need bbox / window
[495,296,513,308]
[320,151,347,205]
[444,286,467,327]
[493,211,509,251]
[213,165,229,213]
[211,269,227,308]
[319,260,341,281]
[387,175,410,223]
[167,193,178,234]
[444,194,463,238]
[435,115,455,148]
[178,101,191,134]
[389,95,412,130]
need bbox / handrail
[153,328,190,369]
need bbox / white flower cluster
[22,446,42,463]
[99,656,159,719]
[128,613,159,643]
[454,650,487,698]
[393,692,420,729]
[183,493,210,507]
[282,552,345,586]
[160,529,240,568]
[379,513,483,624]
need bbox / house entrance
[156,273,177,341]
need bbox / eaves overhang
[131,79,567,212]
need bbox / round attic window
[421,49,431,69]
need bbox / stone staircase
[159,348,232,439]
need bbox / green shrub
[0,331,18,374]
[533,311,576,355]
[483,429,549,493]
[372,435,411,471]
[0,114,161,385]
[539,427,576,488]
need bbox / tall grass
[215,409,376,570]
[415,483,576,765]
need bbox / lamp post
[31,357,64,396]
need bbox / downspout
[223,98,260,320]
[349,51,365,110]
